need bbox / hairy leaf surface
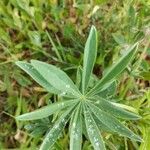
[84,104,106,150]
[88,102,142,142]
[82,26,97,93]
[40,106,75,150]
[16,100,78,121]
[70,105,82,150]
[31,60,81,97]
[16,61,59,94]
[89,43,138,95]
[91,97,141,120]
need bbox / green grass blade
[83,103,106,150]
[16,61,60,94]
[70,104,82,150]
[16,100,78,121]
[40,106,75,150]
[87,102,142,142]
[46,31,63,62]
[139,127,150,150]
[88,43,138,95]
[31,60,81,97]
[82,25,97,94]
[92,97,141,120]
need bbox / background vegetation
[0,0,150,149]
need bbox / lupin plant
[16,26,142,150]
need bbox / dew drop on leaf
[60,92,66,96]
[72,123,76,128]
[95,101,100,104]
[66,85,70,88]
[95,142,99,146]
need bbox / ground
[0,0,150,149]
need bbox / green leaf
[93,115,114,133]
[40,106,75,150]
[82,25,97,93]
[81,114,89,140]
[16,100,78,121]
[97,80,117,98]
[88,43,138,95]
[87,102,142,142]
[112,33,126,45]
[70,104,82,150]
[31,60,81,97]
[139,127,150,150]
[16,61,60,94]
[140,71,150,80]
[83,104,106,150]
[76,66,82,90]
[92,96,141,120]
[14,73,32,87]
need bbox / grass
[0,0,150,149]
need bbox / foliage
[16,26,142,150]
[0,0,150,149]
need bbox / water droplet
[95,142,99,147]
[72,123,76,128]
[89,128,94,134]
[62,118,66,123]
[84,111,88,114]
[73,132,79,139]
[45,139,49,144]
[54,124,59,129]
[94,137,98,142]
[66,85,70,88]
[60,92,66,96]
[95,101,100,104]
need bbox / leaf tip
[15,61,22,66]
[131,114,142,120]
[135,135,143,142]
[91,25,96,31]
[30,59,40,66]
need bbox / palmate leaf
[82,25,97,94]
[87,102,142,142]
[88,43,138,95]
[40,105,76,150]
[16,61,60,94]
[15,26,142,150]
[16,100,78,121]
[70,104,82,150]
[83,104,106,150]
[91,96,141,120]
[31,60,81,97]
